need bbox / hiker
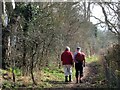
[61,46,74,82]
[74,47,85,83]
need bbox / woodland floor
[1,58,108,89]
[46,62,108,89]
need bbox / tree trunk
[103,56,111,87]
[12,67,15,84]
[30,57,37,85]
[0,2,2,68]
[22,23,28,75]
[30,47,37,85]
[2,27,10,69]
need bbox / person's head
[65,46,70,51]
[76,47,81,52]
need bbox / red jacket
[61,50,73,65]
[74,52,85,63]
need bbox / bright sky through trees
[90,5,104,24]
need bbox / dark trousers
[75,62,83,78]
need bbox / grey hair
[66,46,70,51]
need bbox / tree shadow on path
[45,80,66,84]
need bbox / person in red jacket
[61,46,74,82]
[74,47,85,83]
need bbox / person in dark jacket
[61,46,74,82]
[74,47,85,83]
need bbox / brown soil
[65,62,107,88]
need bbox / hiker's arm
[71,61,74,67]
[61,53,63,61]
[71,53,74,67]
[83,59,85,67]
[83,54,85,67]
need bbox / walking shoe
[69,75,72,82]
[79,80,83,83]
[76,81,78,83]
[76,78,78,83]
[65,76,68,82]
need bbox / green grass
[9,67,22,76]
[2,55,100,88]
[38,67,65,88]
[43,67,64,80]
[2,66,69,88]
[86,55,99,63]
[38,66,76,88]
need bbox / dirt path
[65,63,92,88]
[65,62,106,88]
